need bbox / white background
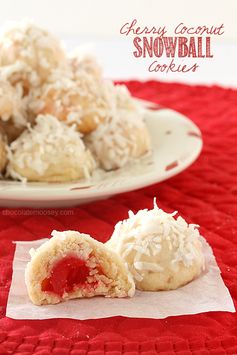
[0,0,236,87]
[0,0,236,40]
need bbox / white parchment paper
[6,237,235,320]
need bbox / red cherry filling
[41,255,90,297]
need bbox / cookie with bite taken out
[25,230,135,305]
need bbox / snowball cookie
[25,230,135,305]
[85,107,151,171]
[29,70,111,134]
[69,49,102,80]
[0,21,67,85]
[106,201,205,291]
[0,130,7,172]
[114,83,141,112]
[7,114,96,182]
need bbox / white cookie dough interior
[25,230,135,305]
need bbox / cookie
[25,230,135,305]
[106,200,205,291]
[0,21,67,86]
[85,86,151,170]
[7,114,96,182]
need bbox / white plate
[0,109,202,208]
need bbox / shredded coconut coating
[114,84,141,111]
[29,69,112,134]
[86,109,151,170]
[25,230,135,305]
[106,200,205,291]
[0,20,67,85]
[7,114,96,182]
[69,49,102,80]
[0,61,41,96]
[85,83,151,170]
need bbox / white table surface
[65,37,237,89]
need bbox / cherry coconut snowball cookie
[29,69,112,135]
[69,50,103,80]
[25,230,135,305]
[106,200,205,291]
[7,114,96,182]
[0,21,67,88]
[85,84,151,171]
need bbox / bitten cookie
[106,200,205,291]
[25,230,135,305]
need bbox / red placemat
[0,80,237,354]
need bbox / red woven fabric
[0,80,237,354]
